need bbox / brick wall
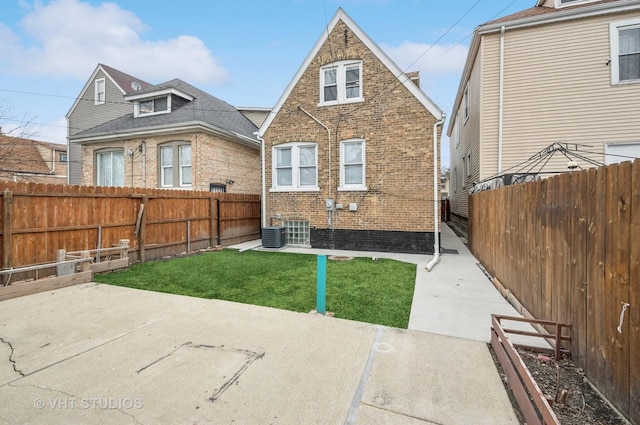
[81,131,260,193]
[263,20,441,252]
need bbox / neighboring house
[440,170,450,200]
[447,0,640,228]
[258,8,444,254]
[0,133,67,183]
[66,64,261,193]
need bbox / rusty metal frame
[491,314,571,425]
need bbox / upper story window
[271,142,318,191]
[59,152,67,163]
[95,78,105,105]
[159,142,191,188]
[610,18,640,84]
[135,96,170,117]
[320,61,363,105]
[339,139,366,191]
[95,149,124,187]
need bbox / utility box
[262,226,286,248]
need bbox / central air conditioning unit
[262,226,286,248]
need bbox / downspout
[498,25,506,174]
[426,115,446,272]
[298,106,331,199]
[254,132,267,228]
[50,149,56,174]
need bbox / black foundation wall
[311,228,436,254]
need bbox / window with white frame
[136,96,170,117]
[272,143,318,191]
[461,157,466,187]
[95,78,105,105]
[466,152,472,177]
[339,139,366,191]
[610,19,640,84]
[462,82,469,123]
[95,149,124,187]
[320,61,363,105]
[159,142,191,188]
[452,167,457,193]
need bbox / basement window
[283,220,310,246]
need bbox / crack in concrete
[359,401,445,424]
[135,341,265,404]
[0,336,25,377]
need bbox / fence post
[119,239,129,259]
[138,196,147,263]
[210,197,216,247]
[80,251,91,273]
[2,189,12,286]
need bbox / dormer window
[320,60,363,105]
[135,96,170,117]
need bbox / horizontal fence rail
[469,159,639,424]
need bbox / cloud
[0,0,228,85]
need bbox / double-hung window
[96,149,124,187]
[272,143,318,191]
[320,61,363,105]
[610,19,640,84]
[339,139,366,191]
[95,78,105,105]
[159,142,191,188]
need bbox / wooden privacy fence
[469,159,639,424]
[0,181,261,281]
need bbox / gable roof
[65,64,152,119]
[259,8,443,136]
[447,0,640,135]
[0,135,64,174]
[69,79,259,147]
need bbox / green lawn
[94,249,417,328]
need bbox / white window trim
[338,139,367,192]
[466,152,472,177]
[159,142,192,188]
[134,95,172,118]
[95,148,124,187]
[270,142,319,192]
[319,60,364,106]
[462,82,469,123]
[610,18,640,85]
[95,78,105,105]
[555,0,598,8]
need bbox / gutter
[69,121,261,149]
[426,115,446,272]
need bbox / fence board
[630,159,640,425]
[468,160,639,424]
[604,161,631,414]
[569,171,588,368]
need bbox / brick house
[66,64,261,193]
[0,133,67,184]
[258,8,445,254]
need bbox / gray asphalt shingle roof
[74,79,258,142]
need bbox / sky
[0,0,533,167]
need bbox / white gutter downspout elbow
[254,132,267,228]
[498,25,506,174]
[426,115,446,272]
